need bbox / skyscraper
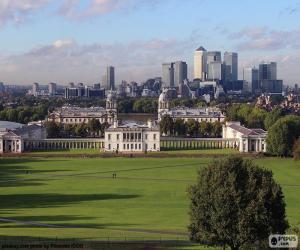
[162,63,175,88]
[259,62,277,80]
[106,66,115,90]
[206,51,222,81]
[32,82,39,97]
[194,46,207,80]
[243,67,259,93]
[224,52,238,81]
[48,82,57,96]
[174,61,188,86]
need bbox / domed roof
[106,91,116,101]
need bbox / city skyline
[0,0,299,85]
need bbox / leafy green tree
[199,121,208,137]
[264,107,285,130]
[293,138,300,160]
[87,118,101,137]
[64,124,75,137]
[75,123,88,137]
[7,109,18,122]
[246,107,267,128]
[173,118,186,136]
[267,115,300,156]
[186,119,199,137]
[211,121,222,138]
[159,115,174,136]
[188,156,288,250]
[45,121,61,138]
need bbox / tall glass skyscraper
[224,52,238,81]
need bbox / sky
[0,0,299,85]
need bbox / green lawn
[0,157,299,248]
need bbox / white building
[0,121,46,153]
[158,89,226,122]
[47,91,117,125]
[194,46,207,80]
[104,120,160,152]
[222,121,267,153]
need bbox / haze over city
[0,0,299,85]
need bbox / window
[139,144,141,150]
[117,134,119,140]
[108,144,111,150]
[153,134,156,140]
[145,134,148,140]
[127,144,129,150]
[117,144,119,150]
[154,143,156,150]
[138,133,141,140]
[131,144,133,150]
[108,134,111,140]
[135,144,137,150]
[123,133,126,140]
[123,144,126,150]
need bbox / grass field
[0,156,299,248]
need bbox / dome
[106,91,116,101]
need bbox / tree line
[45,119,109,138]
[159,115,223,138]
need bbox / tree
[173,118,186,136]
[246,107,267,129]
[45,121,60,138]
[267,115,300,156]
[159,115,174,136]
[74,123,88,137]
[293,138,300,160]
[188,156,288,250]
[211,121,222,138]
[87,118,101,137]
[199,121,208,137]
[264,107,285,130]
[186,119,199,137]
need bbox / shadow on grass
[0,193,141,210]
[0,158,71,187]
[0,215,137,229]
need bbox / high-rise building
[174,61,188,86]
[224,52,238,81]
[106,66,115,90]
[0,82,4,93]
[243,67,259,93]
[32,83,39,97]
[207,61,223,81]
[206,51,222,64]
[259,62,277,80]
[162,63,175,88]
[194,46,207,80]
[48,83,57,96]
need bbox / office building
[162,63,175,88]
[32,83,39,97]
[259,62,277,80]
[243,67,259,93]
[194,46,207,80]
[106,66,115,90]
[174,61,188,86]
[48,83,57,96]
[207,61,223,81]
[224,52,238,81]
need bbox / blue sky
[0,0,299,85]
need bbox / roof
[195,46,206,51]
[106,121,159,132]
[164,107,225,118]
[51,106,108,117]
[0,121,24,131]
[228,123,267,136]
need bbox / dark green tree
[293,138,300,160]
[159,115,174,136]
[87,118,101,137]
[75,123,88,137]
[173,118,186,136]
[188,156,288,250]
[186,119,199,137]
[211,121,222,138]
[264,107,285,130]
[267,115,300,156]
[45,121,61,138]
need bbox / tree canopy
[188,156,288,250]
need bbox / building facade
[48,91,117,125]
[194,46,207,80]
[243,67,259,93]
[158,89,225,122]
[222,121,267,153]
[104,120,160,152]
[224,52,238,82]
[106,66,115,90]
